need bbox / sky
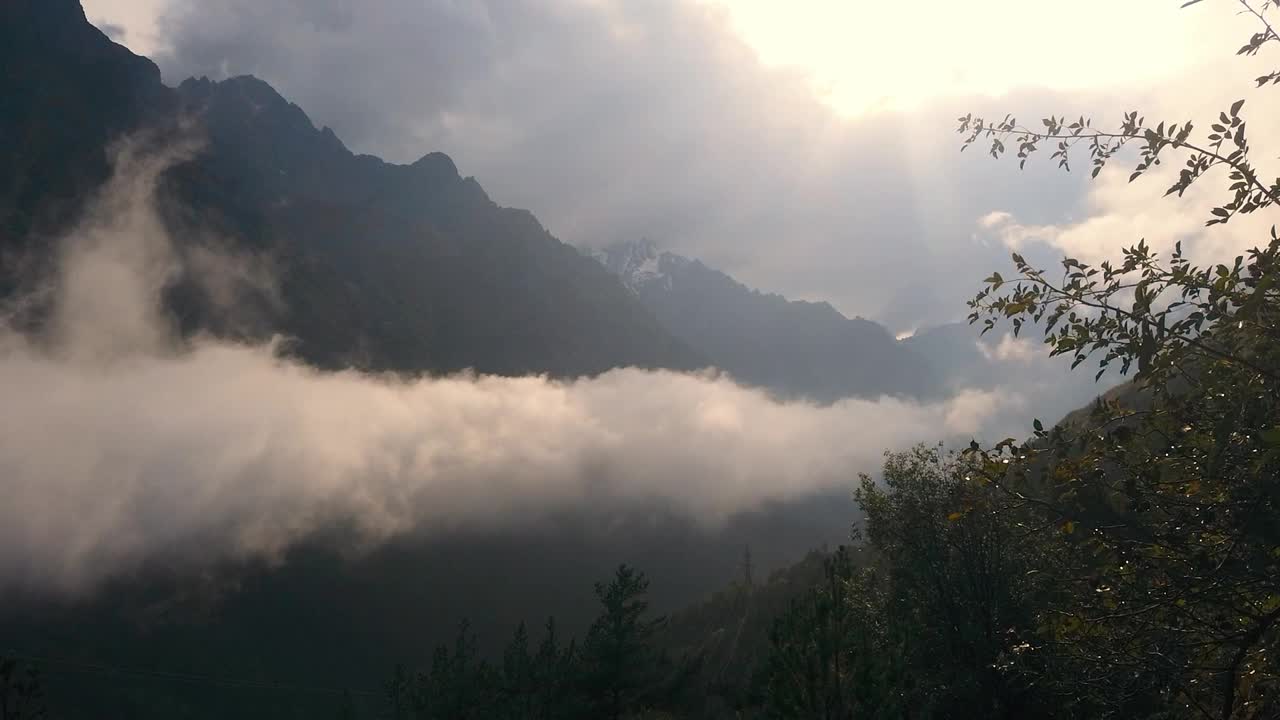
[81,0,1269,332]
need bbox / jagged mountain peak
[410,150,460,178]
[178,74,328,144]
[0,0,704,377]
[589,238,690,294]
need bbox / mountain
[0,7,859,718]
[0,0,174,287]
[0,0,701,377]
[589,239,942,402]
[900,322,996,390]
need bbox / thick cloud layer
[0,143,1022,597]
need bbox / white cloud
[710,0,1245,117]
[82,0,167,56]
[978,211,1013,229]
[978,335,1038,364]
[973,46,1280,270]
[943,388,1025,438]
[0,141,1025,597]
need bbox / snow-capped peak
[589,238,686,294]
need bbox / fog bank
[0,143,1016,596]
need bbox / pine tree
[581,564,667,720]
[533,617,583,720]
[383,664,411,720]
[0,658,47,720]
[498,622,534,719]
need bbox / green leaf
[1262,427,1280,447]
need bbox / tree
[857,446,1048,718]
[498,622,535,719]
[497,620,585,720]
[389,568,674,720]
[765,546,882,720]
[959,2,1280,717]
[409,620,498,720]
[529,618,583,720]
[384,664,412,720]
[581,564,667,720]
[764,447,1051,719]
[0,658,46,720]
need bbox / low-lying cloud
[0,142,1022,598]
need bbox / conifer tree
[582,565,667,720]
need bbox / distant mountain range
[588,239,943,401]
[587,239,1115,425]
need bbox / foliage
[951,2,1280,718]
[580,565,669,720]
[764,547,884,719]
[763,447,1052,719]
[763,3,1280,719]
[0,658,46,720]
[388,565,682,720]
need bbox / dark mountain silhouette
[0,0,173,283]
[1,0,700,376]
[589,239,942,401]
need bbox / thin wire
[2,649,381,697]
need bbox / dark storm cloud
[151,0,1095,332]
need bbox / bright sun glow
[710,0,1243,115]
[86,0,1248,116]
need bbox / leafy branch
[957,102,1279,228]
[959,0,1280,228]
